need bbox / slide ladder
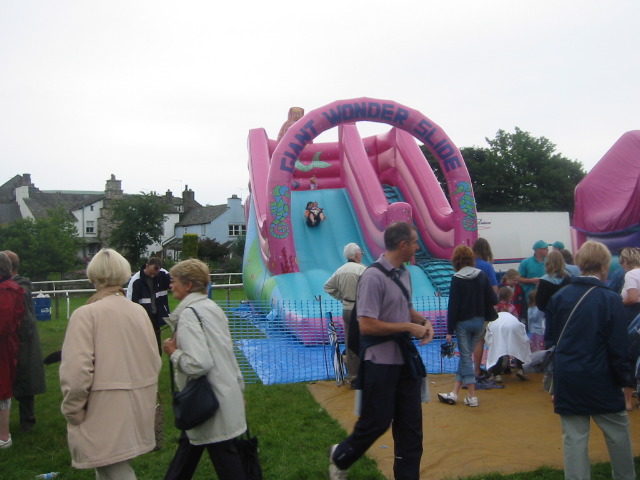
[382,185,453,295]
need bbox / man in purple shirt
[329,222,434,480]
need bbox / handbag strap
[555,286,596,348]
[370,262,411,303]
[169,307,205,393]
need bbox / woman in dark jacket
[545,241,635,480]
[438,245,497,408]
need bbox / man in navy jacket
[127,257,171,354]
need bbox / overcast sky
[1,0,638,206]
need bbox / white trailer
[476,212,572,273]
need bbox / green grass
[2,293,638,479]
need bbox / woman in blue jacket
[546,241,635,480]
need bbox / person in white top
[619,247,640,323]
[324,243,367,382]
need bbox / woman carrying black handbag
[163,259,248,480]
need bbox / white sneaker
[437,392,457,405]
[0,435,12,449]
[464,395,479,407]
[329,444,348,480]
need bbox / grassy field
[1,291,637,479]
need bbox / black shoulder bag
[170,307,219,431]
[350,262,427,380]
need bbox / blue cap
[552,241,565,250]
[532,240,549,250]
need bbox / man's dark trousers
[332,361,423,479]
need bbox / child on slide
[304,201,326,227]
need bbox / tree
[182,234,198,260]
[198,238,228,263]
[0,207,81,280]
[231,235,246,258]
[421,127,586,213]
[108,193,166,266]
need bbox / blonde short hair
[86,249,132,289]
[575,241,611,276]
[545,250,566,277]
[502,268,519,282]
[169,259,210,294]
[619,247,640,269]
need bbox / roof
[177,204,228,226]
[574,131,640,233]
[0,203,22,225]
[23,191,104,220]
[0,175,26,202]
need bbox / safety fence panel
[220,296,456,385]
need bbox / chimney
[182,185,196,209]
[105,174,124,200]
[228,194,241,208]
[22,173,32,186]
[165,190,173,205]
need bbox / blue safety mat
[236,338,459,385]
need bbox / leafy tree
[108,193,166,266]
[0,207,80,280]
[231,235,246,258]
[182,233,199,259]
[421,127,586,213]
[198,238,228,262]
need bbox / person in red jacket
[0,251,25,449]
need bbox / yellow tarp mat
[308,373,640,479]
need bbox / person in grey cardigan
[163,259,247,480]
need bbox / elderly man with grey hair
[324,243,366,383]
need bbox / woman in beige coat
[163,259,247,480]
[60,249,161,479]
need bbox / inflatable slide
[243,98,478,345]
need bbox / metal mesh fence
[220,296,457,385]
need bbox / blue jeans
[455,316,485,385]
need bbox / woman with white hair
[545,241,635,479]
[60,249,161,479]
[324,242,366,382]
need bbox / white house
[0,174,246,262]
[164,194,245,260]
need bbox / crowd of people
[0,249,248,480]
[1,230,638,480]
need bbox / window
[90,205,94,211]
[228,224,246,237]
[86,221,95,234]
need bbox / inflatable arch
[262,97,477,275]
